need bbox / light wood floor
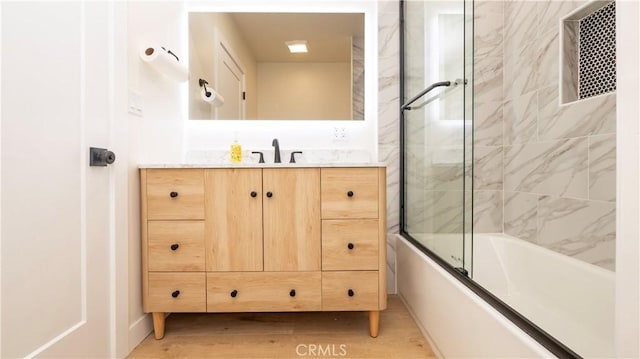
[128,295,435,358]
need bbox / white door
[1,2,114,357]
[215,43,245,120]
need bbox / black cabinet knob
[230,290,238,298]
[266,192,273,198]
[348,289,354,297]
[290,289,296,297]
[250,191,257,197]
[170,191,179,198]
[347,243,354,250]
[347,190,354,197]
[171,290,180,298]
[170,244,179,251]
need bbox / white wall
[126,1,187,352]
[615,0,640,357]
[257,62,351,120]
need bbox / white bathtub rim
[397,234,555,358]
[473,233,615,358]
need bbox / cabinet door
[205,169,263,271]
[263,168,321,271]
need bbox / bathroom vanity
[139,164,387,339]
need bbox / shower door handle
[401,80,453,111]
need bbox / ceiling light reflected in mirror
[286,41,308,53]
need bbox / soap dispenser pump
[230,132,242,164]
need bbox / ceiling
[228,13,364,63]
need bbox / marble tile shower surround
[472,0,616,271]
[473,0,505,234]
[563,21,580,102]
[503,138,589,199]
[588,134,616,202]
[378,0,400,288]
[473,190,503,233]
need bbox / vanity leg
[152,312,166,339]
[369,310,380,338]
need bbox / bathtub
[473,234,615,358]
[397,233,615,358]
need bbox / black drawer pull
[290,289,296,297]
[347,243,354,250]
[348,289,354,297]
[230,290,238,298]
[250,191,257,197]
[347,190,354,197]
[266,192,273,198]
[170,244,179,251]
[170,191,179,198]
[171,290,180,298]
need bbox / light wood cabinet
[147,272,206,312]
[263,168,321,271]
[140,166,386,339]
[321,271,379,311]
[147,221,205,271]
[205,169,263,271]
[207,272,322,312]
[146,169,205,220]
[321,219,379,271]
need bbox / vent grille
[578,1,616,99]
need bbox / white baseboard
[128,314,153,354]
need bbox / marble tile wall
[473,0,617,271]
[473,0,504,233]
[378,0,400,293]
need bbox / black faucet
[272,138,281,163]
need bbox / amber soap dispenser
[230,132,242,164]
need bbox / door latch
[90,147,116,166]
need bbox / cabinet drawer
[321,168,378,219]
[147,272,206,312]
[207,272,321,312]
[148,221,205,271]
[322,271,378,311]
[322,220,379,271]
[146,169,204,220]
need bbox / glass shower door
[402,0,473,272]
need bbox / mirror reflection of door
[216,42,245,120]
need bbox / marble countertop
[139,162,386,169]
[139,149,385,169]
